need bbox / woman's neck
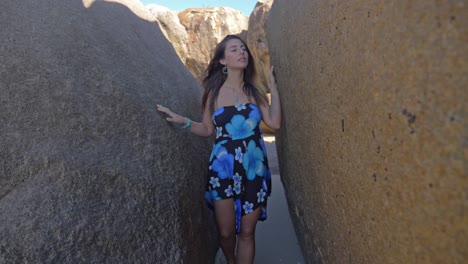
[224,69,244,90]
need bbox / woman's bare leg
[236,207,262,264]
[214,199,236,264]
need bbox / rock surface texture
[147,6,248,80]
[0,0,216,263]
[171,7,248,79]
[247,0,273,93]
[268,0,466,263]
[147,4,189,65]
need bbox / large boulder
[147,4,189,65]
[146,6,249,81]
[247,0,273,93]
[177,7,249,79]
[268,0,466,263]
[0,0,216,263]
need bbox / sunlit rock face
[178,7,248,80]
[247,0,273,93]
[147,4,189,65]
[148,6,248,80]
[268,0,466,263]
[0,0,216,263]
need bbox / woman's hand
[157,104,187,125]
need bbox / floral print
[242,140,266,180]
[209,190,221,201]
[233,173,242,185]
[210,177,220,188]
[225,115,257,140]
[235,103,247,111]
[257,189,266,203]
[209,140,228,162]
[212,107,224,125]
[248,103,262,121]
[225,185,233,197]
[211,146,234,179]
[205,103,271,234]
[233,184,242,195]
[216,127,223,139]
[243,201,254,214]
[235,147,243,163]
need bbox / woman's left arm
[259,66,281,130]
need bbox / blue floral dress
[205,103,271,233]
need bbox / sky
[139,0,258,16]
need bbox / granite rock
[177,7,249,79]
[0,0,216,262]
[247,0,273,93]
[147,4,189,65]
[268,0,466,263]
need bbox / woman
[157,34,281,264]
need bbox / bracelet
[181,117,191,129]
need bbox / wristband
[181,117,191,129]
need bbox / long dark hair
[201,35,267,113]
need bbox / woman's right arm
[157,104,214,137]
[188,106,214,137]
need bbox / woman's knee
[239,207,261,239]
[238,226,255,240]
[218,227,235,240]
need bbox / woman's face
[220,38,249,70]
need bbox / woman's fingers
[157,104,183,124]
[157,104,169,112]
[157,104,173,116]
